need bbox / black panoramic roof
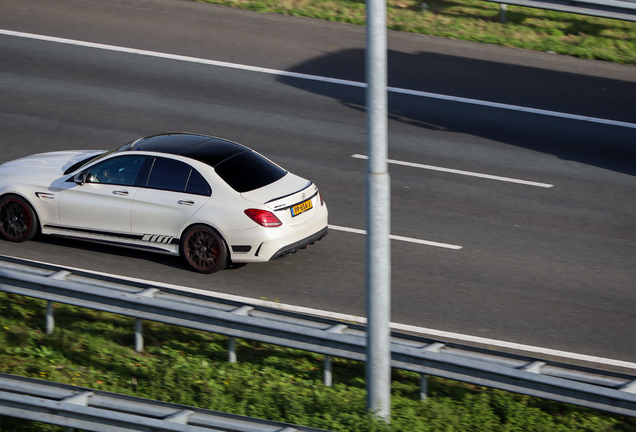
[127,133,249,167]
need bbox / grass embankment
[194,0,636,64]
[1,293,635,431]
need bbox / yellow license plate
[291,199,313,217]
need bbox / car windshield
[63,143,133,175]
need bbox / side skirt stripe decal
[48,234,170,253]
[45,225,179,244]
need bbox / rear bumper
[227,202,328,263]
[269,227,328,261]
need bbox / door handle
[113,190,129,196]
[178,200,195,206]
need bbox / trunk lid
[241,173,319,226]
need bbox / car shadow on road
[278,48,636,177]
[32,236,246,274]
[33,235,185,269]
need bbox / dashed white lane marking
[5,254,636,371]
[329,224,463,249]
[352,154,554,188]
[2,29,636,130]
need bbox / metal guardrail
[0,372,331,432]
[484,0,636,23]
[1,256,636,422]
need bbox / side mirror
[74,172,87,186]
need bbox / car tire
[0,195,39,242]
[180,224,228,274]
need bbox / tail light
[244,209,282,227]
[318,190,324,206]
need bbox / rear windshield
[215,151,286,193]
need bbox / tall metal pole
[365,0,391,420]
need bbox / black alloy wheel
[0,195,39,242]
[180,225,228,273]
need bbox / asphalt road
[1,0,635,363]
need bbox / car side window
[145,157,211,196]
[185,169,212,196]
[146,158,190,192]
[87,155,147,186]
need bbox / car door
[57,155,148,234]
[131,157,211,240]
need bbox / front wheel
[0,195,39,242]
[180,224,228,273]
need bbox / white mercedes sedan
[0,133,328,273]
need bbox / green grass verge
[193,0,636,64]
[1,292,636,431]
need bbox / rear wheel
[0,195,39,242]
[180,224,228,273]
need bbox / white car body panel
[131,188,208,239]
[58,182,138,233]
[0,151,103,229]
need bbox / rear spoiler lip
[264,181,313,204]
[272,190,319,212]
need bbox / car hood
[0,150,103,180]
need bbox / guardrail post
[324,355,333,386]
[228,337,237,363]
[135,319,143,352]
[420,374,428,401]
[133,288,160,352]
[46,301,54,335]
[44,271,68,337]
[323,324,347,387]
[227,306,253,363]
[419,342,444,400]
[500,3,508,23]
